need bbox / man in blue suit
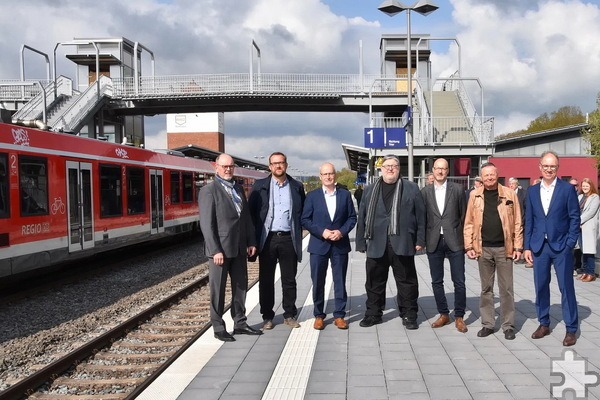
[524,150,581,346]
[301,163,357,330]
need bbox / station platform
[138,234,600,400]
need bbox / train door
[66,161,94,252]
[149,169,164,234]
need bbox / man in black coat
[355,155,426,329]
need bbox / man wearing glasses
[524,151,580,346]
[355,155,426,329]
[199,154,262,342]
[301,163,356,330]
[249,152,306,330]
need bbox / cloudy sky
[1,0,600,175]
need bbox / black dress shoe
[504,329,516,340]
[402,317,419,330]
[234,326,263,335]
[477,327,494,337]
[214,331,236,342]
[359,315,383,327]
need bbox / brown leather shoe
[455,317,468,333]
[582,274,597,282]
[313,317,324,330]
[431,314,451,328]
[334,317,348,329]
[531,325,551,339]
[563,332,577,346]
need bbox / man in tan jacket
[464,162,523,340]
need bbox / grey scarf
[364,177,403,239]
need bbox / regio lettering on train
[22,223,50,235]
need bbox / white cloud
[2,0,600,173]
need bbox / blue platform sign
[364,127,406,149]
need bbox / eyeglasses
[270,161,286,166]
[218,164,235,169]
[540,164,558,170]
[381,164,399,170]
[320,172,335,176]
[433,167,448,171]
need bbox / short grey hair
[382,154,400,165]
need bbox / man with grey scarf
[355,155,426,329]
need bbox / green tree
[336,168,358,189]
[497,105,585,140]
[582,93,600,168]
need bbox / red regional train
[0,121,267,281]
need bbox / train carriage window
[0,153,8,218]
[19,156,48,216]
[182,172,194,203]
[127,167,146,215]
[170,171,180,204]
[100,164,122,217]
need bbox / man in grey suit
[356,155,426,329]
[199,153,263,342]
[421,158,468,333]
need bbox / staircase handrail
[413,78,432,145]
[12,76,73,121]
[51,75,113,132]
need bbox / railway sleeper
[30,393,124,399]
[92,352,174,361]
[111,340,188,349]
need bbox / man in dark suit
[421,158,468,333]
[199,153,262,342]
[524,150,580,346]
[249,152,305,330]
[356,155,426,329]
[301,163,357,330]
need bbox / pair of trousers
[365,241,418,320]
[310,250,349,318]
[208,253,248,333]
[582,253,596,275]
[533,242,578,333]
[426,235,466,317]
[259,233,298,320]
[478,246,514,332]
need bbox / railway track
[0,263,260,400]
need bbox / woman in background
[577,178,600,282]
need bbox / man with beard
[355,155,426,329]
[249,152,306,330]
[199,154,262,342]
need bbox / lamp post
[378,0,439,181]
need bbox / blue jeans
[582,253,595,275]
[426,235,466,317]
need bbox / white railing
[0,79,49,101]
[52,75,113,132]
[12,76,73,121]
[369,115,494,146]
[111,73,409,98]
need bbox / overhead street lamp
[378,0,439,181]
